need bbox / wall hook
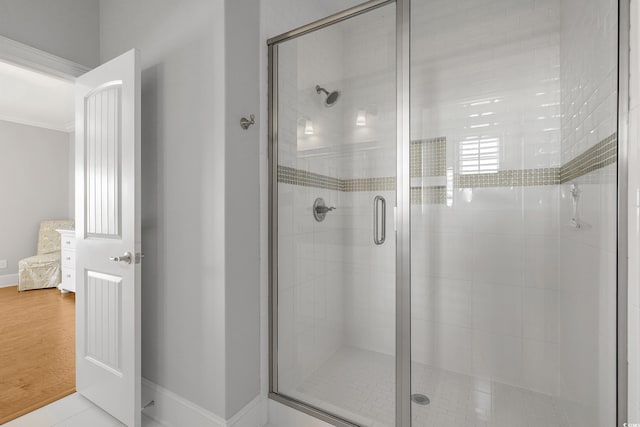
[240,114,255,130]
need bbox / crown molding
[0,114,74,133]
[63,120,75,133]
[0,35,90,80]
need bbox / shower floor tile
[290,347,569,427]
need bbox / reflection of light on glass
[543,127,559,132]
[304,120,314,135]
[470,123,490,128]
[536,92,545,96]
[446,167,453,207]
[472,389,492,421]
[356,110,367,126]
[465,98,501,107]
[463,188,473,203]
[636,189,640,233]
[469,112,493,118]
[541,102,560,107]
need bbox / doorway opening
[0,58,77,424]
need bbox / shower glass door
[409,0,619,426]
[270,2,398,426]
[271,0,622,426]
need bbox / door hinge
[135,252,145,264]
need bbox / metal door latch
[110,252,133,264]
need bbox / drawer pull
[66,274,71,278]
[66,241,71,244]
[66,257,71,261]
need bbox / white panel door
[75,49,141,427]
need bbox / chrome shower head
[316,85,340,107]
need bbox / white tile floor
[288,347,570,427]
[6,350,570,427]
[3,393,165,427]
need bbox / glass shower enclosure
[268,0,628,426]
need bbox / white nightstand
[57,229,76,293]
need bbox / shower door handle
[373,195,386,245]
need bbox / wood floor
[0,286,75,425]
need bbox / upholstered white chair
[18,220,74,291]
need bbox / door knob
[109,252,133,264]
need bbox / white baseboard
[0,274,18,288]
[226,394,267,427]
[141,378,267,427]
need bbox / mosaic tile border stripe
[278,167,563,191]
[277,166,397,192]
[411,137,446,177]
[411,186,447,205]
[277,165,342,191]
[455,168,560,188]
[343,177,395,192]
[559,133,617,183]
[278,133,617,192]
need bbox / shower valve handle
[315,206,336,214]
[313,198,335,222]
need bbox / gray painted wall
[0,0,362,420]
[0,120,71,277]
[224,0,261,417]
[100,0,260,418]
[0,0,100,67]
[99,0,228,416]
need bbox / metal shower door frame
[617,0,630,425]
[267,0,630,425]
[267,1,410,426]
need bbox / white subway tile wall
[409,0,564,402]
[275,5,398,426]
[276,28,347,393]
[408,0,617,425]
[557,0,618,425]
